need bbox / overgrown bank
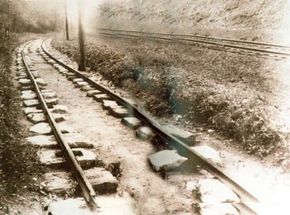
[0,34,42,212]
[52,37,288,161]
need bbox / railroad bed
[97,28,290,60]
[15,39,261,214]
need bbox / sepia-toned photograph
[0,0,290,214]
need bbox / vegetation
[0,33,44,213]
[52,37,287,159]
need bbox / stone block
[27,113,46,123]
[192,146,223,167]
[26,135,57,148]
[30,122,52,135]
[87,89,102,97]
[121,117,141,129]
[136,126,155,140]
[84,167,118,194]
[148,150,187,171]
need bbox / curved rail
[42,39,260,214]
[21,41,98,210]
[96,28,290,58]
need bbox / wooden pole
[65,0,69,40]
[78,0,85,71]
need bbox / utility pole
[78,0,85,71]
[65,0,69,40]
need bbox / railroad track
[16,38,261,214]
[42,39,260,214]
[18,41,99,211]
[96,28,290,59]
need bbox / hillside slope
[94,0,290,43]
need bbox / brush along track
[42,38,261,214]
[20,42,98,210]
[96,28,290,59]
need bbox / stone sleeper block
[102,100,119,110]
[42,91,57,99]
[75,81,89,87]
[52,114,66,123]
[30,122,52,135]
[63,133,93,148]
[81,85,94,92]
[45,98,58,107]
[19,78,32,86]
[84,167,118,194]
[196,179,239,203]
[93,94,110,102]
[109,107,129,118]
[192,146,223,167]
[87,89,102,97]
[21,93,37,100]
[27,113,46,123]
[20,86,33,91]
[35,78,47,86]
[41,172,76,195]
[51,105,68,114]
[38,148,99,169]
[24,107,43,115]
[121,117,142,129]
[163,125,196,146]
[72,78,83,83]
[148,150,188,171]
[136,126,155,140]
[23,99,40,107]
[26,135,57,148]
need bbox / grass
[0,34,43,212]
[52,36,287,160]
